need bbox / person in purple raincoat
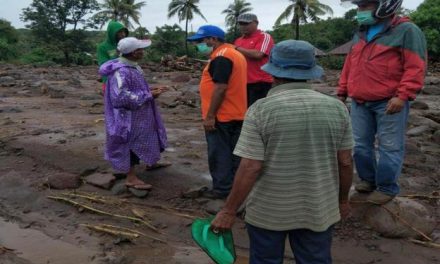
[99,37,167,190]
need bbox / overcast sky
[0,0,424,32]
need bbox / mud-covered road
[0,64,439,263]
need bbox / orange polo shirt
[200,43,247,122]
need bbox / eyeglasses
[238,22,251,26]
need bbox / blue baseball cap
[187,25,225,41]
[261,40,323,80]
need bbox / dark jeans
[205,121,242,196]
[247,82,273,107]
[247,224,333,264]
[351,100,409,195]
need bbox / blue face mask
[356,10,377,25]
[196,43,213,54]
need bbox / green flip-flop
[191,217,236,264]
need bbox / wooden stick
[381,205,433,242]
[400,194,440,200]
[81,224,139,239]
[62,192,109,204]
[48,196,160,233]
[409,239,440,249]
[99,224,166,243]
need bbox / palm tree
[275,0,333,40]
[222,0,253,38]
[168,0,207,55]
[93,0,146,29]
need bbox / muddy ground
[0,64,439,264]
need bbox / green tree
[0,19,19,60]
[92,0,146,29]
[344,8,357,21]
[411,0,440,60]
[21,0,99,64]
[275,0,333,40]
[168,0,207,55]
[222,0,252,40]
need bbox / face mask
[356,10,377,25]
[196,43,213,54]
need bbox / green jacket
[97,20,128,66]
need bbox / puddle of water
[0,218,97,264]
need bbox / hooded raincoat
[99,58,167,172]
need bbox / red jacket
[338,16,427,102]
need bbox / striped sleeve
[255,32,274,55]
[233,107,265,160]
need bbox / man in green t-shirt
[211,40,354,263]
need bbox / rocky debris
[0,107,22,113]
[46,173,81,189]
[350,192,436,239]
[48,88,66,99]
[410,100,429,110]
[188,78,200,85]
[159,55,205,72]
[156,90,183,107]
[423,111,440,124]
[0,76,16,87]
[408,113,440,130]
[204,199,224,214]
[422,85,440,95]
[424,76,440,85]
[79,166,99,177]
[111,180,128,195]
[80,95,102,101]
[407,125,431,137]
[171,74,191,83]
[364,198,436,239]
[85,173,116,189]
[432,130,440,144]
[128,187,149,198]
[177,91,199,108]
[87,108,104,114]
[68,76,82,87]
[182,186,208,199]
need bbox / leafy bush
[411,0,440,60]
[318,55,346,70]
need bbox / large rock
[424,76,440,85]
[433,130,440,144]
[171,74,191,83]
[408,113,440,130]
[422,85,440,95]
[364,197,435,239]
[85,173,116,189]
[410,100,429,110]
[0,76,16,86]
[406,125,431,137]
[46,173,81,189]
[156,91,182,107]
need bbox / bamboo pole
[48,196,160,233]
[409,239,440,249]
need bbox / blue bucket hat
[261,40,323,80]
[187,25,225,41]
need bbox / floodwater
[0,218,98,264]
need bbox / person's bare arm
[338,149,353,220]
